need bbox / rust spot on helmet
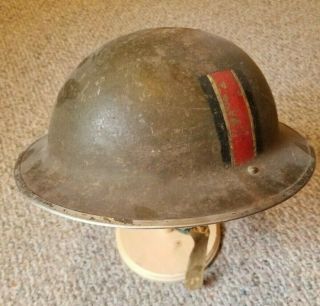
[77,56,89,69]
[57,78,80,105]
[134,206,159,219]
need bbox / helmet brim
[14,123,315,228]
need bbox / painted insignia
[200,69,258,166]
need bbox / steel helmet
[15,27,315,228]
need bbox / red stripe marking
[209,70,256,166]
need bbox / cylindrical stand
[116,224,221,282]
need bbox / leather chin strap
[177,226,210,290]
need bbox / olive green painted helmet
[15,28,315,228]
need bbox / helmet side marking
[230,70,257,157]
[207,74,234,164]
[200,70,257,166]
[198,75,232,165]
[209,69,257,166]
[232,69,263,154]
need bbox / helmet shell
[15,28,315,227]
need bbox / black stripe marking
[198,75,231,164]
[233,69,263,153]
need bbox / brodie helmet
[15,28,315,228]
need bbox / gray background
[1,0,319,305]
